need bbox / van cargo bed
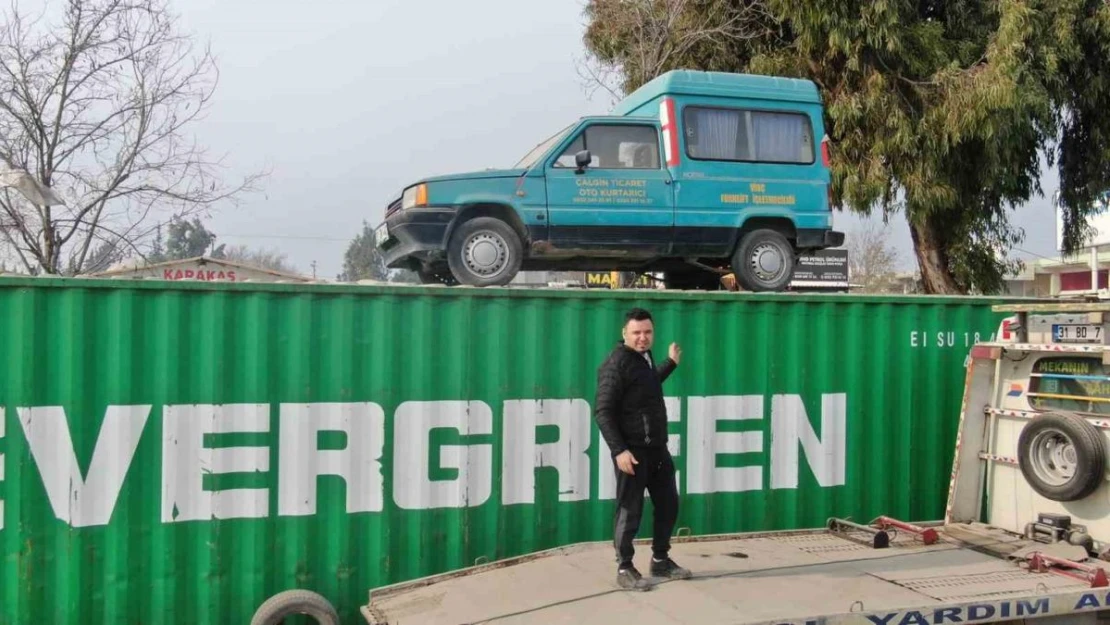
[360,524,1110,624]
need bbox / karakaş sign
[91,256,315,283]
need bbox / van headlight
[402,184,428,209]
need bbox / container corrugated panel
[0,277,1014,624]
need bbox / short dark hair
[624,307,653,326]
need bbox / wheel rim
[463,231,509,277]
[1029,427,1078,486]
[749,242,787,283]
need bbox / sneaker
[617,565,650,591]
[650,557,692,580]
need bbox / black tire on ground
[1017,412,1106,502]
[446,217,523,287]
[730,229,796,292]
[250,589,339,625]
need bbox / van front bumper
[377,207,456,269]
[796,228,845,249]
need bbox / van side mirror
[575,150,592,173]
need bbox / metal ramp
[360,523,1110,625]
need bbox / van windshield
[513,123,575,169]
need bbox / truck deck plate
[361,525,1110,624]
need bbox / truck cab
[374,69,844,290]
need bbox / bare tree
[0,0,265,275]
[215,244,298,275]
[578,0,775,103]
[846,221,902,293]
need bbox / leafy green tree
[582,0,1110,294]
[338,220,418,283]
[149,224,166,264]
[144,217,299,274]
[163,217,221,260]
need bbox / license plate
[1053,324,1103,343]
[374,224,389,246]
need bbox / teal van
[374,69,843,291]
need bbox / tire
[250,589,339,625]
[446,217,523,287]
[1017,412,1106,502]
[730,229,796,292]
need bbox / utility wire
[216,233,350,242]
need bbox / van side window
[1029,356,1110,415]
[554,124,660,169]
[683,106,814,164]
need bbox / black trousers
[612,445,679,567]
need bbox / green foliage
[582,0,1110,294]
[149,217,297,274]
[338,221,417,283]
[162,217,220,261]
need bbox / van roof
[610,69,822,116]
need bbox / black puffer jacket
[594,342,677,456]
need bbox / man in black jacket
[595,307,691,590]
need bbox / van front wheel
[731,229,796,292]
[446,217,523,286]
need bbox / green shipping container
[0,277,1012,624]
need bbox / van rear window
[1028,356,1110,415]
[683,106,814,164]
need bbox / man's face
[623,318,654,353]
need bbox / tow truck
[342,299,1110,624]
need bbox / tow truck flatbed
[350,301,1110,625]
[360,523,1110,624]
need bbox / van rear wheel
[731,229,795,292]
[446,217,523,287]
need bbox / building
[1021,252,1110,296]
[91,256,317,283]
[885,255,1088,298]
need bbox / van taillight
[822,135,833,208]
[660,98,680,167]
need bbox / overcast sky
[164,0,1062,279]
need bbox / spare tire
[250,589,339,625]
[1017,412,1106,502]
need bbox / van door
[543,122,674,255]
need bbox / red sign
[163,268,238,282]
[1060,270,1109,292]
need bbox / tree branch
[0,0,266,274]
